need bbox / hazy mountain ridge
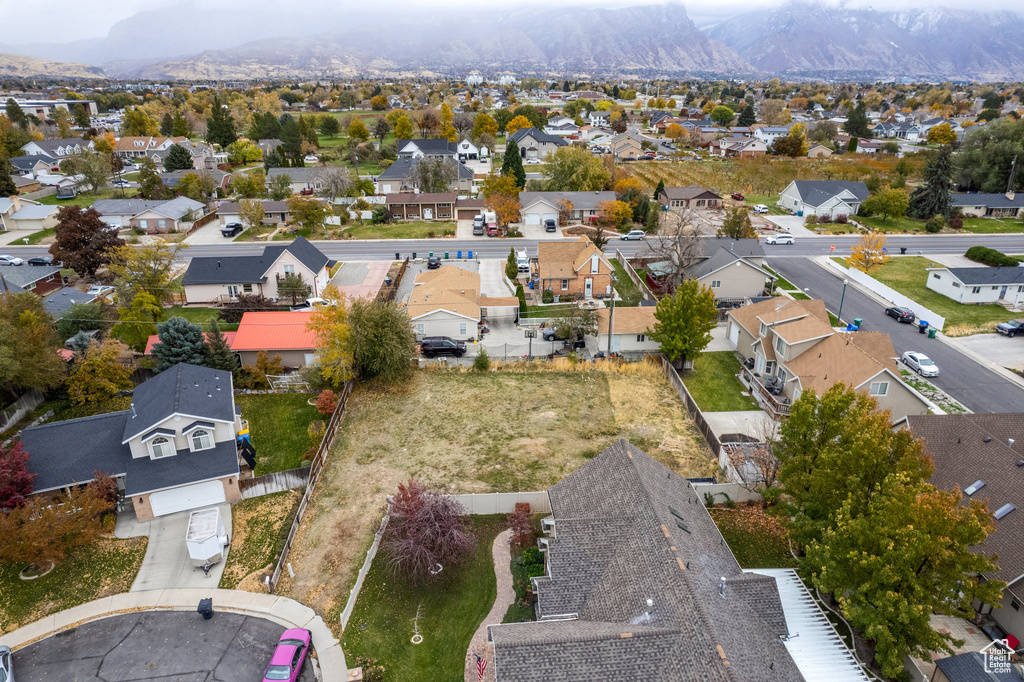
[0,52,105,79]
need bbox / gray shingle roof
[945,267,1024,286]
[396,139,458,156]
[376,156,472,182]
[519,191,616,212]
[266,166,322,182]
[9,154,54,171]
[698,237,765,260]
[0,265,61,288]
[490,440,801,682]
[123,364,235,442]
[41,287,96,318]
[10,205,57,220]
[510,127,569,147]
[934,651,1020,681]
[217,200,291,215]
[682,247,768,281]
[790,181,870,208]
[659,185,722,201]
[92,197,202,219]
[182,235,329,286]
[125,438,239,496]
[951,193,1024,209]
[21,411,131,493]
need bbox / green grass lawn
[682,351,758,412]
[743,194,786,215]
[858,215,1024,234]
[520,303,578,319]
[163,305,239,332]
[871,256,1017,330]
[611,261,642,303]
[220,490,301,589]
[708,508,797,569]
[764,265,795,291]
[831,256,849,268]
[343,515,504,682]
[236,393,322,474]
[343,221,456,239]
[0,536,147,634]
[38,187,121,208]
[18,228,55,245]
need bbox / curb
[0,588,347,681]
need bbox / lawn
[611,260,642,303]
[343,515,504,682]
[764,265,795,291]
[0,536,148,634]
[276,366,714,624]
[343,221,456,240]
[682,351,758,412]
[858,215,1024,234]
[708,508,797,569]
[164,305,233,330]
[235,393,322,474]
[21,228,55,245]
[743,194,786,215]
[871,256,1017,332]
[788,292,811,300]
[38,187,121,208]
[220,490,301,590]
[519,303,579,319]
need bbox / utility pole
[1007,156,1018,198]
[607,290,615,356]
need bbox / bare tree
[731,417,781,504]
[452,113,474,136]
[413,157,459,194]
[317,166,357,201]
[639,208,705,290]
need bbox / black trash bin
[197,598,213,620]
[900,247,907,255]
[918,321,929,334]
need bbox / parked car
[731,193,745,200]
[427,255,441,269]
[638,154,656,161]
[87,285,116,297]
[752,204,770,214]
[420,336,466,358]
[221,222,243,237]
[262,628,311,682]
[472,214,484,235]
[664,143,676,150]
[902,351,939,377]
[1,645,11,682]
[996,319,1024,337]
[0,255,24,266]
[764,233,794,245]
[542,327,567,341]
[885,306,917,323]
[620,229,646,241]
[27,255,54,266]
[526,158,541,165]
[289,297,335,311]
[544,218,557,232]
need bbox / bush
[522,546,543,567]
[835,214,848,224]
[307,420,326,444]
[102,512,117,533]
[473,348,490,371]
[804,214,818,225]
[949,215,963,230]
[315,389,338,416]
[966,245,1018,267]
[925,215,945,233]
[542,288,554,303]
[515,283,526,311]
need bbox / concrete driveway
[185,220,235,245]
[330,260,392,300]
[947,332,1024,372]
[479,258,515,297]
[130,503,233,592]
[765,215,819,239]
[456,218,485,240]
[11,611,314,682]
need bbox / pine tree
[653,178,665,201]
[163,144,194,171]
[206,96,237,147]
[160,112,174,136]
[738,104,756,127]
[501,138,527,189]
[506,247,519,280]
[152,317,208,371]
[204,318,237,373]
[909,146,953,219]
[0,158,16,196]
[73,103,90,129]
[843,102,871,139]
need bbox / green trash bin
[444,251,449,259]
[853,317,862,329]
[928,328,937,339]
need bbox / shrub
[949,215,963,230]
[835,214,848,224]
[508,503,533,546]
[516,283,527,311]
[315,389,338,416]
[522,546,544,567]
[542,288,554,303]
[102,512,117,533]
[966,245,1018,267]
[473,348,490,371]
[925,215,945,233]
[307,420,326,444]
[804,214,818,225]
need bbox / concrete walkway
[330,260,392,300]
[130,503,233,592]
[464,529,514,682]
[703,325,737,352]
[0,230,40,246]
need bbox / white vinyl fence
[450,491,551,514]
[826,258,946,330]
[692,482,765,504]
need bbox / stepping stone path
[464,529,514,682]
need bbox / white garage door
[149,480,226,517]
[524,213,541,225]
[729,322,740,345]
[541,212,557,224]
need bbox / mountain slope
[0,52,104,78]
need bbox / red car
[263,628,311,681]
[731,193,745,200]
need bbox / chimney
[10,195,22,212]
[1008,192,1016,201]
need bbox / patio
[740,367,792,418]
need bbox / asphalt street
[769,256,1024,414]
[12,611,314,682]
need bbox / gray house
[778,180,870,221]
[519,191,616,225]
[509,127,568,160]
[373,156,473,194]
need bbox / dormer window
[150,436,175,459]
[190,429,213,452]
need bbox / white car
[752,204,770,214]
[902,351,939,377]
[526,158,541,165]
[765,233,795,245]
[87,285,116,297]
[620,230,646,241]
[0,255,24,266]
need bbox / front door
[1000,286,1008,299]
[424,208,433,220]
[584,278,593,299]
[226,285,239,299]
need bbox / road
[770,256,1024,414]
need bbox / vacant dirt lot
[276,362,715,627]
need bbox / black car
[996,319,1024,337]
[544,218,557,232]
[542,327,566,341]
[221,222,243,237]
[27,256,54,266]
[427,256,441,269]
[420,336,466,358]
[885,306,916,323]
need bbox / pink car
[262,628,311,681]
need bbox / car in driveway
[752,204,769,214]
[544,218,557,232]
[638,154,656,161]
[764,233,794,245]
[1,645,12,682]
[885,306,917,323]
[902,351,939,377]
[221,222,244,237]
[420,336,466,358]
[526,158,541,165]
[620,229,645,241]
[996,319,1024,337]
[262,628,311,682]
[87,285,116,297]
[427,255,441,269]
[731,193,745,201]
[0,255,24,266]
[472,214,484,235]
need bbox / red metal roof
[231,311,316,351]
[144,331,236,355]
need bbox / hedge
[965,246,1019,267]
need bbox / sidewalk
[464,529,513,682]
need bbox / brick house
[384,193,456,221]
[536,236,614,299]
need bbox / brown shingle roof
[659,185,722,201]
[407,265,480,320]
[728,297,828,337]
[784,331,896,394]
[537,237,609,280]
[596,307,657,335]
[771,316,834,345]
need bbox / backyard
[235,393,323,474]
[37,187,121,208]
[343,515,504,682]
[275,363,715,626]
[164,305,239,332]
[682,351,759,412]
[707,507,797,569]
[219,490,301,590]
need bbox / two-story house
[536,236,614,299]
[20,138,94,162]
[727,297,929,421]
[509,127,568,160]
[21,364,244,521]
[373,157,473,194]
[182,235,333,304]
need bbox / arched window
[151,436,174,459]
[190,429,213,452]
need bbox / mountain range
[2,1,1024,81]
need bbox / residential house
[586,110,611,127]
[11,176,41,194]
[952,192,1024,218]
[256,139,284,157]
[806,144,833,158]
[592,306,661,354]
[536,236,614,299]
[681,121,722,146]
[656,185,723,211]
[753,125,793,145]
[21,364,243,522]
[232,311,316,368]
[113,136,181,159]
[0,265,63,297]
[92,197,204,232]
[41,287,97,320]
[384,193,456,221]
[9,154,55,177]
[216,200,291,227]
[609,132,644,161]
[266,167,325,195]
[373,157,473,194]
[543,116,578,137]
[489,439,838,681]
[925,266,1024,307]
[708,136,767,158]
[777,180,870,221]
[395,139,458,159]
[149,139,218,171]
[0,196,58,232]
[906,413,1024,642]
[182,235,333,304]
[519,190,616,225]
[727,297,929,420]
[644,239,771,300]
[19,138,94,161]
[159,169,230,192]
[406,264,518,339]
[455,138,485,159]
[454,197,485,220]
[930,652,1019,682]
[509,127,568,160]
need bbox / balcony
[741,368,791,419]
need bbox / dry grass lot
[276,361,715,626]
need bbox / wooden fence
[240,467,311,499]
[658,355,721,457]
[268,379,353,593]
[376,258,409,303]
[615,249,657,301]
[0,389,45,434]
[183,210,218,236]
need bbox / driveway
[456,218,485,240]
[765,215,819,239]
[946,332,1024,372]
[130,503,233,592]
[479,258,514,297]
[330,260,392,300]
[11,611,314,682]
[185,220,235,245]
[518,222,567,240]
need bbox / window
[190,429,213,452]
[711,280,721,288]
[972,286,981,294]
[1012,598,1020,611]
[591,255,599,274]
[243,284,253,293]
[869,382,889,396]
[636,334,645,342]
[964,480,986,496]
[156,219,167,230]
[284,264,295,275]
[932,273,941,280]
[776,369,787,384]
[227,285,239,298]
[416,323,424,334]
[561,279,569,291]
[775,336,786,355]
[150,436,174,459]
[994,503,1015,520]
[137,219,148,230]
[952,282,961,288]
[460,322,467,335]
[765,361,775,375]
[759,322,767,337]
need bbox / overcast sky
[0,0,1016,42]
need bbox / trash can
[797,210,803,217]
[444,251,449,259]
[918,321,929,334]
[412,252,417,260]
[457,250,462,259]
[853,318,862,329]
[197,598,213,620]
[468,250,473,259]
[900,247,907,255]
[395,252,400,260]
[928,328,937,339]
[529,281,534,290]
[429,251,433,258]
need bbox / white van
[516,249,530,273]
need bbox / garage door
[729,322,740,345]
[457,209,478,219]
[524,213,541,225]
[541,212,557,224]
[149,480,226,517]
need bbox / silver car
[902,351,939,377]
[620,230,646,241]
[1,645,12,682]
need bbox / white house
[591,306,661,354]
[406,265,517,340]
[543,116,579,137]
[753,126,792,145]
[778,180,870,221]
[519,191,616,225]
[20,138,94,161]
[926,267,1024,307]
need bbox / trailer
[186,507,230,576]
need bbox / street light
[837,279,849,325]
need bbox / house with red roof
[231,311,316,368]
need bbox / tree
[307,286,352,389]
[0,293,66,396]
[381,479,476,583]
[598,200,633,229]
[719,207,755,238]
[500,138,527,189]
[664,123,683,141]
[206,96,237,147]
[171,113,191,137]
[317,166,357,202]
[230,200,263,237]
[203,318,236,373]
[848,231,891,272]
[861,187,909,223]
[233,170,266,199]
[348,118,370,142]
[909,146,953,220]
[653,178,665,201]
[122,107,159,137]
[372,117,390,144]
[505,115,532,136]
[348,298,417,383]
[62,149,111,195]
[926,122,957,145]
[648,279,717,369]
[176,172,213,202]
[267,173,292,201]
[772,133,804,157]
[66,339,133,406]
[760,99,792,126]
[163,144,194,171]
[319,115,341,138]
[482,174,521,228]
[279,272,311,305]
[57,302,108,341]
[237,350,284,390]
[5,98,27,128]
[609,113,628,134]
[50,206,125,279]
[737,103,756,127]
[709,106,735,127]
[413,157,459,194]
[287,196,328,236]
[394,115,413,140]
[550,304,599,340]
[72,102,90,129]
[111,291,162,352]
[472,112,498,140]
[0,441,34,509]
[137,157,165,199]
[369,94,388,111]
[226,139,263,165]
[152,316,208,371]
[0,161,16,196]
[439,103,457,142]
[223,293,277,324]
[108,241,184,306]
[557,198,574,226]
[506,247,519,279]
[843,102,871,139]
[547,146,610,192]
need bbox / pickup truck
[289,297,335,311]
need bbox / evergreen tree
[160,112,174,136]
[205,95,237,147]
[506,247,519,280]
[73,103,90,129]
[5,98,26,128]
[204,318,237,373]
[843,102,871,139]
[163,144,194,171]
[248,112,282,141]
[171,113,191,137]
[653,178,665,201]
[151,317,208,371]
[909,146,954,220]
[501,138,527,189]
[737,103,756,127]
[0,157,16,196]
[279,114,302,163]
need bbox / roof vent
[994,503,1016,520]
[719,577,727,599]
[965,480,986,496]
[984,436,992,443]
[1010,438,1016,448]
[646,598,653,614]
